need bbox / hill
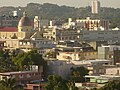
[0,3,120,28]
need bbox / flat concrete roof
[0,71,39,76]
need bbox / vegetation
[67,81,79,90]
[12,50,47,72]
[0,78,23,90]
[99,79,120,90]
[0,49,48,89]
[45,75,68,90]
[69,66,89,83]
[0,49,47,74]
[43,50,56,59]
[0,49,19,72]
[0,3,120,28]
[45,75,78,90]
[90,79,120,90]
[45,67,88,90]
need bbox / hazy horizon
[0,0,120,8]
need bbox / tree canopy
[45,75,78,90]
[0,78,23,90]
[45,75,68,90]
[0,49,19,72]
[69,66,89,83]
[12,50,47,70]
[98,79,120,90]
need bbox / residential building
[43,27,79,43]
[105,67,120,75]
[47,59,111,79]
[76,17,109,30]
[71,59,111,75]
[56,41,97,61]
[98,46,109,59]
[78,30,120,42]
[0,71,43,84]
[57,51,97,61]
[47,60,74,79]
[98,45,120,64]
[85,75,120,84]
[57,47,97,61]
[0,15,19,27]
[25,83,45,90]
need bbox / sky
[0,0,120,8]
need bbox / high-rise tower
[91,0,100,14]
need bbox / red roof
[0,27,18,32]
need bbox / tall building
[91,0,100,14]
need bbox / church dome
[18,12,31,27]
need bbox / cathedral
[0,12,54,53]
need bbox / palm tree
[0,78,23,90]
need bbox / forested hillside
[0,3,120,28]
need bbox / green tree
[13,50,47,70]
[45,75,68,90]
[67,81,78,90]
[0,78,23,90]
[0,49,4,57]
[98,79,120,90]
[0,50,19,72]
[69,66,89,83]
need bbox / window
[94,70,96,73]
[33,86,38,90]
[98,32,104,34]
[89,53,91,55]
[2,76,7,80]
[44,42,46,44]
[27,74,31,78]
[2,35,4,38]
[23,42,26,45]
[27,42,30,45]
[53,32,55,35]
[19,75,23,78]
[112,32,118,34]
[20,42,22,45]
[84,33,89,35]
[113,37,118,39]
[35,73,38,75]
[98,37,104,39]
[65,37,67,40]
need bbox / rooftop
[0,27,18,32]
[0,71,38,76]
[71,59,111,65]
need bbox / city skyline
[0,0,120,8]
